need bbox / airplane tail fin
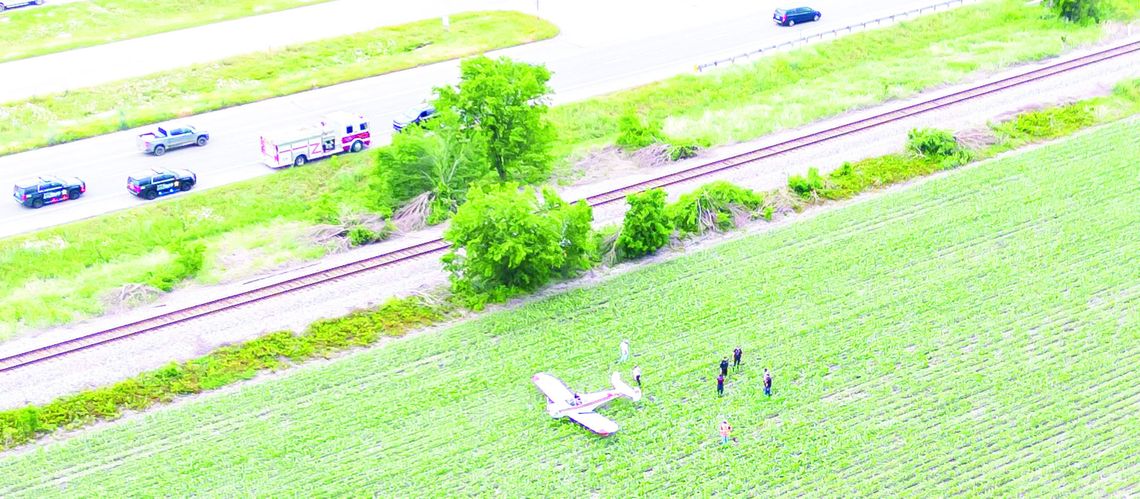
[611,372,642,402]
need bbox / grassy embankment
[1,78,1136,454]
[0,11,559,155]
[0,0,334,63]
[1,114,1137,495]
[0,0,1126,339]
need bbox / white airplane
[532,372,642,436]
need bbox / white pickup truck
[137,125,210,156]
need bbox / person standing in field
[632,365,642,387]
[619,339,630,362]
[716,374,725,396]
[718,420,733,445]
[763,368,773,397]
[720,357,729,377]
[733,347,743,370]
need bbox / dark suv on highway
[127,167,197,200]
[774,6,821,26]
[13,175,86,209]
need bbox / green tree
[442,182,593,307]
[617,188,673,259]
[434,56,556,183]
[374,112,488,221]
[1047,0,1105,23]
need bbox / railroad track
[3,39,1137,374]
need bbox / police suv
[126,168,197,200]
[13,175,86,209]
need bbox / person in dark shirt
[719,357,729,377]
[732,347,743,370]
[763,368,773,397]
[716,374,725,396]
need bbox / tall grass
[0,0,334,63]
[0,11,559,156]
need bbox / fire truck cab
[259,112,371,168]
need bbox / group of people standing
[716,347,772,397]
[616,339,775,446]
[717,346,773,445]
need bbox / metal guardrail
[696,0,976,72]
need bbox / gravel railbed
[1,34,1138,409]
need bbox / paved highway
[0,0,955,239]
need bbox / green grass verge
[0,87,1134,457]
[0,296,441,450]
[548,0,1108,159]
[0,11,558,156]
[0,0,334,63]
[0,1,1130,340]
[1,115,1136,495]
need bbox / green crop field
[1,121,1137,496]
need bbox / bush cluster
[617,189,673,259]
[992,103,1096,144]
[143,243,206,292]
[788,167,825,198]
[442,183,594,308]
[0,297,441,450]
[615,110,663,151]
[906,128,971,167]
[665,181,765,235]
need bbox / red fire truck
[259,112,371,168]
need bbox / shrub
[617,188,673,259]
[143,242,206,292]
[1047,0,1106,23]
[788,167,825,198]
[906,128,970,167]
[442,182,594,307]
[615,110,663,151]
[992,103,1096,143]
[667,140,701,161]
[347,226,378,247]
[666,181,764,235]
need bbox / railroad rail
[3,39,1138,374]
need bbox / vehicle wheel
[788,19,795,26]
[31,198,43,209]
[69,188,82,200]
[153,144,166,156]
[350,140,364,153]
[180,181,193,192]
[196,136,209,147]
[293,155,307,167]
[143,190,158,200]
[814,14,820,21]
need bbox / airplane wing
[532,373,575,403]
[566,411,620,436]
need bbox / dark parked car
[392,103,436,132]
[0,0,46,12]
[773,6,821,26]
[13,175,85,209]
[127,167,197,200]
